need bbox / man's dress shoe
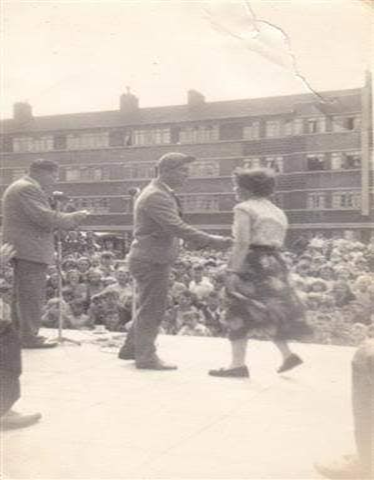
[136,358,178,370]
[118,346,135,360]
[208,366,250,378]
[1,410,42,430]
[22,338,57,349]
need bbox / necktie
[171,192,183,218]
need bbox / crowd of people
[1,230,373,347]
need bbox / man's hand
[209,235,233,249]
[0,243,16,264]
[70,210,89,227]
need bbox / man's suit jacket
[2,176,79,264]
[129,179,214,265]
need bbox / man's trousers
[352,340,374,478]
[12,259,47,344]
[124,258,171,363]
[0,324,21,416]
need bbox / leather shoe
[314,455,368,479]
[136,358,178,370]
[1,410,42,430]
[118,346,135,360]
[277,354,303,373]
[209,366,249,378]
[22,338,58,349]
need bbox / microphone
[127,187,141,198]
[52,191,70,202]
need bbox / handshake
[209,234,233,250]
[69,209,90,228]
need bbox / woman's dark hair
[233,168,276,197]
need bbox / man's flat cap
[157,152,196,172]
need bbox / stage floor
[3,331,355,479]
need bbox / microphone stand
[50,198,81,346]
[128,189,140,328]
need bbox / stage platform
[2,331,355,479]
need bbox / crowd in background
[1,230,374,347]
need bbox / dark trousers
[12,259,47,343]
[352,341,374,477]
[0,325,21,416]
[123,258,171,363]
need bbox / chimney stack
[187,89,205,108]
[13,102,33,124]
[120,86,139,114]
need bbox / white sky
[1,0,372,119]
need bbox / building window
[307,192,326,209]
[331,151,361,170]
[1,136,13,152]
[64,166,111,182]
[243,158,261,169]
[11,168,27,181]
[133,128,171,146]
[306,117,326,134]
[283,120,293,136]
[123,162,155,179]
[188,161,219,177]
[331,152,344,170]
[332,192,361,209]
[13,135,54,152]
[243,121,260,140]
[307,153,326,171]
[180,195,219,212]
[244,156,283,172]
[264,156,283,173]
[265,120,281,138]
[65,168,80,182]
[179,125,219,143]
[122,198,132,214]
[72,197,110,213]
[332,116,361,132]
[345,152,361,169]
[54,135,67,150]
[66,132,109,150]
[293,118,304,135]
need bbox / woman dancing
[209,168,311,378]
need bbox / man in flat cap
[119,152,232,370]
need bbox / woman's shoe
[277,354,303,373]
[208,366,249,378]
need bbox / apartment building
[1,77,372,244]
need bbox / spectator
[76,256,92,283]
[169,271,187,300]
[174,290,201,332]
[86,268,104,300]
[64,269,88,302]
[178,311,212,337]
[41,298,73,329]
[201,291,226,336]
[46,272,59,300]
[98,251,116,278]
[66,299,93,330]
[189,264,214,301]
[104,268,132,307]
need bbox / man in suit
[118,152,232,370]
[2,159,88,348]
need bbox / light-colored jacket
[129,179,214,264]
[2,176,80,264]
